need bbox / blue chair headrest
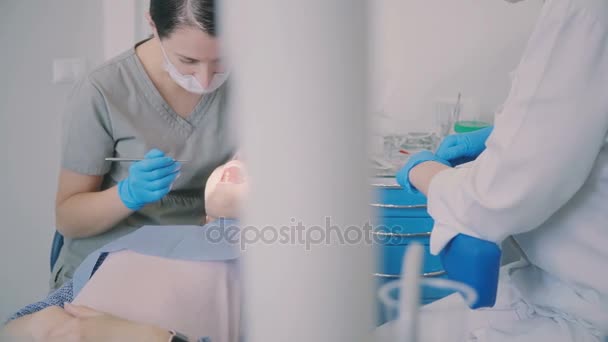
[50,231,64,272]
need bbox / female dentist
[52,0,236,290]
[397,0,608,340]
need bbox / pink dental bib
[73,250,240,342]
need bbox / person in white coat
[394,0,608,340]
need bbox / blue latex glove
[439,234,501,309]
[435,126,493,166]
[118,149,181,211]
[395,150,451,193]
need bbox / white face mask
[159,42,228,94]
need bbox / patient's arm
[6,281,74,321]
[2,306,74,341]
[1,281,75,340]
[47,304,172,342]
[3,304,177,342]
[2,279,212,342]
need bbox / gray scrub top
[51,40,237,290]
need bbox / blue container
[371,177,454,325]
[370,178,430,218]
[373,216,435,236]
[377,243,443,275]
[371,180,428,206]
[371,197,430,218]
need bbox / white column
[223,1,374,342]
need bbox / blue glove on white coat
[395,150,451,193]
[118,149,181,211]
[435,126,493,166]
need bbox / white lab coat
[424,0,608,340]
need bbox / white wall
[0,0,104,321]
[103,0,137,60]
[135,0,153,41]
[102,0,151,60]
[370,0,542,134]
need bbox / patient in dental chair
[3,159,247,342]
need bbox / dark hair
[150,0,216,39]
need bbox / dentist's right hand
[435,126,493,166]
[117,149,181,211]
